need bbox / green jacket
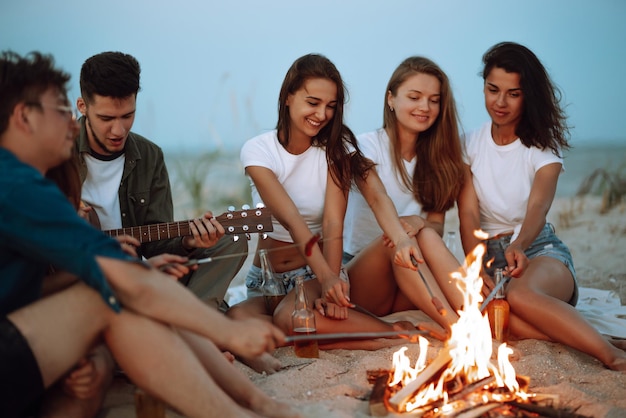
[77,117,188,258]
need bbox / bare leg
[416,228,465,312]
[104,309,259,417]
[8,283,111,388]
[507,257,626,372]
[178,330,301,418]
[273,277,419,350]
[347,232,460,330]
[347,237,405,315]
[227,297,282,374]
[9,283,282,417]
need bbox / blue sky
[2,0,625,152]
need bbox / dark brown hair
[482,42,570,155]
[0,51,70,135]
[276,54,373,191]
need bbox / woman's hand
[381,217,421,248]
[314,299,349,320]
[320,273,351,308]
[504,241,528,278]
[392,235,423,270]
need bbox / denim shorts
[484,223,578,306]
[246,264,317,298]
[246,264,350,298]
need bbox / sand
[102,195,626,417]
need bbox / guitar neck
[103,208,272,244]
[105,221,193,244]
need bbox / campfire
[367,240,587,418]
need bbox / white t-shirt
[463,121,563,236]
[81,154,125,230]
[240,130,328,243]
[344,129,423,256]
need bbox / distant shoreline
[163,141,626,205]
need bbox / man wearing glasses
[76,51,247,312]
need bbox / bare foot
[607,356,626,372]
[239,352,282,374]
[608,337,626,351]
[248,393,302,418]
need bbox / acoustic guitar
[102,207,272,243]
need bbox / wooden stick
[447,375,495,402]
[454,403,500,418]
[366,369,392,384]
[388,346,452,411]
[509,401,589,418]
[369,372,391,417]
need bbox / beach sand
[101,195,626,417]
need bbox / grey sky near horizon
[2,0,625,153]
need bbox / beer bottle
[486,268,510,343]
[291,275,319,358]
[260,249,286,313]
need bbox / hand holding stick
[410,255,447,317]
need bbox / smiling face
[388,72,441,138]
[285,77,337,145]
[484,67,524,130]
[77,94,136,155]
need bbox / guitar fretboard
[106,221,192,243]
[103,208,272,244]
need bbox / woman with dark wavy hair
[458,42,626,371]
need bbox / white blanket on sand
[226,286,626,339]
[576,287,626,338]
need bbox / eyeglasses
[26,102,77,122]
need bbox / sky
[1,0,625,153]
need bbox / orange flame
[389,239,528,412]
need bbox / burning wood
[366,239,591,417]
[388,346,452,410]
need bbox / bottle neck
[294,277,308,310]
[494,269,506,299]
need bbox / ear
[12,103,34,133]
[387,90,394,111]
[76,97,87,115]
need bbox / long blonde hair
[383,56,464,212]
